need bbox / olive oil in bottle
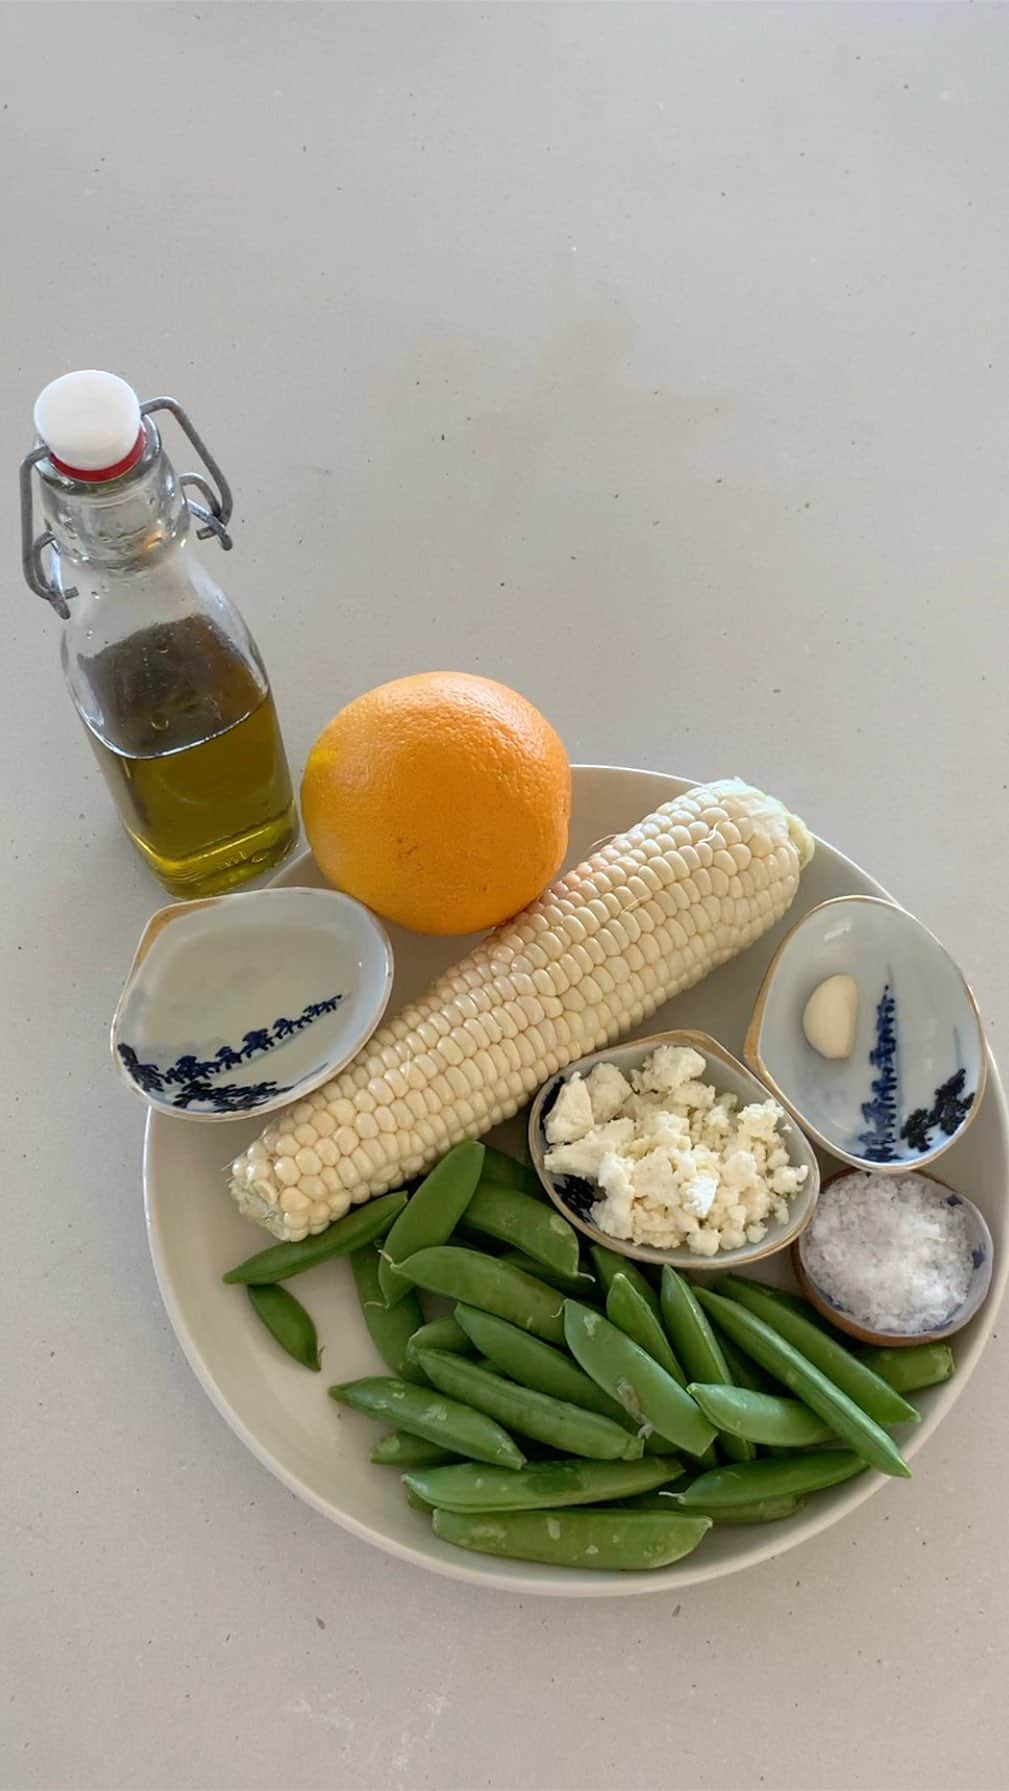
[21,371,297,897]
[82,615,295,896]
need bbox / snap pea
[404,1455,682,1513]
[607,1273,686,1383]
[433,1506,712,1570]
[859,1341,954,1394]
[329,1375,524,1469]
[674,1448,866,1509]
[370,1432,460,1467]
[620,1490,806,1524]
[453,1224,509,1256]
[605,1277,717,1467]
[717,1280,815,1321]
[779,1297,954,1397]
[389,1246,566,1344]
[453,1305,632,1426]
[590,1246,662,1319]
[717,1276,919,1427]
[405,1316,473,1360]
[563,1302,716,1458]
[464,1183,581,1278]
[687,1383,835,1448]
[693,1289,911,1478]
[687,1496,808,1525]
[405,1485,434,1512]
[640,1431,691,1460]
[661,1268,754,1463]
[710,1329,780,1396]
[479,1145,545,1200]
[351,1245,426,1383]
[378,1141,485,1306]
[414,1348,643,1461]
[222,1190,407,1284]
[498,1251,600,1299]
[247,1283,321,1370]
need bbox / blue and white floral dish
[111,887,394,1123]
[744,896,986,1175]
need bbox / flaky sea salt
[803,1171,974,1334]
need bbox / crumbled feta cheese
[681,1170,719,1219]
[675,1080,717,1112]
[596,1149,636,1237]
[650,1108,692,1151]
[545,1073,594,1144]
[629,1149,678,1205]
[702,1099,735,1139]
[687,1228,722,1257]
[585,1061,633,1124]
[542,1044,807,1255]
[722,1149,758,1192]
[772,1165,802,1197]
[543,1117,636,1182]
[633,1045,707,1096]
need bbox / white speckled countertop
[3,5,1007,1787]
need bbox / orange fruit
[301,672,571,935]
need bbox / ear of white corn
[229,779,813,1239]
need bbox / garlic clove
[803,974,858,1061]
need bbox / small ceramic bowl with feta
[527,1030,821,1271]
[743,896,986,1176]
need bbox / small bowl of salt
[793,1168,994,1346]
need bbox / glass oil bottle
[20,372,297,898]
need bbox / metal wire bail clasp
[139,396,235,552]
[19,392,236,619]
[19,443,70,616]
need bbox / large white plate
[145,767,1008,1596]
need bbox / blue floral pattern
[855,983,976,1161]
[901,1068,975,1153]
[857,983,899,1162]
[118,993,343,1113]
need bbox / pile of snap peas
[223,1140,957,1574]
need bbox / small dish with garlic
[528,1030,820,1270]
[744,895,986,1174]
